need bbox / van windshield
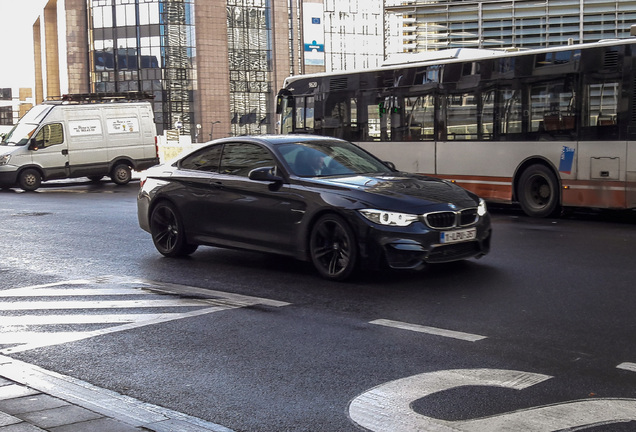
[1,105,54,146]
[1,123,38,146]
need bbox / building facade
[31,0,388,141]
[385,0,636,54]
[34,0,295,140]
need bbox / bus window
[350,98,358,134]
[530,80,576,136]
[306,97,315,130]
[586,83,618,127]
[446,93,478,140]
[499,89,522,136]
[294,96,314,131]
[295,97,305,130]
[405,94,435,141]
[364,95,391,141]
[481,91,495,140]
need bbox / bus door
[276,90,294,134]
[577,79,628,208]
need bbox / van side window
[34,124,64,148]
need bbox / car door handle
[61,149,68,155]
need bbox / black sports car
[137,135,491,280]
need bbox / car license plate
[440,228,477,244]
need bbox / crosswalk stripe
[0,276,291,354]
[0,299,214,311]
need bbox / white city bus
[277,38,636,217]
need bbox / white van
[0,94,159,191]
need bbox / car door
[207,142,303,253]
[171,143,225,239]
[30,123,69,180]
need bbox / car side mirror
[383,161,396,171]
[248,166,283,183]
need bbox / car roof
[206,134,346,147]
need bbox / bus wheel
[111,164,132,185]
[517,164,560,217]
[18,169,42,192]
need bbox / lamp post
[210,121,221,140]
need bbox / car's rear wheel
[150,201,198,257]
[18,168,42,191]
[309,214,357,281]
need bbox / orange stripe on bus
[424,174,513,202]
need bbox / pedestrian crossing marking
[0,276,290,354]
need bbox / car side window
[219,143,275,177]
[34,123,64,148]
[179,144,223,172]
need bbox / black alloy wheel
[309,214,358,281]
[150,202,198,257]
[517,164,560,218]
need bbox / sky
[0,1,48,89]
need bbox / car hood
[310,173,479,210]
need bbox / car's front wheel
[150,201,198,257]
[309,214,357,281]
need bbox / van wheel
[18,169,42,191]
[111,164,132,185]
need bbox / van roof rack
[46,92,154,103]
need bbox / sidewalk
[0,355,233,432]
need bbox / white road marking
[0,276,290,354]
[349,368,636,432]
[617,362,636,373]
[370,318,486,342]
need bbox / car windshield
[1,105,53,146]
[277,140,394,178]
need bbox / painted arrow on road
[349,368,636,431]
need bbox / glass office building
[88,0,196,136]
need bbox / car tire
[111,164,132,185]
[18,168,42,192]
[309,214,358,281]
[517,164,560,218]
[150,201,198,257]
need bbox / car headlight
[359,209,419,227]
[478,198,487,216]
[0,154,10,166]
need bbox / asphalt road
[1,179,636,431]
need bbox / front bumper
[0,166,18,187]
[354,213,492,271]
